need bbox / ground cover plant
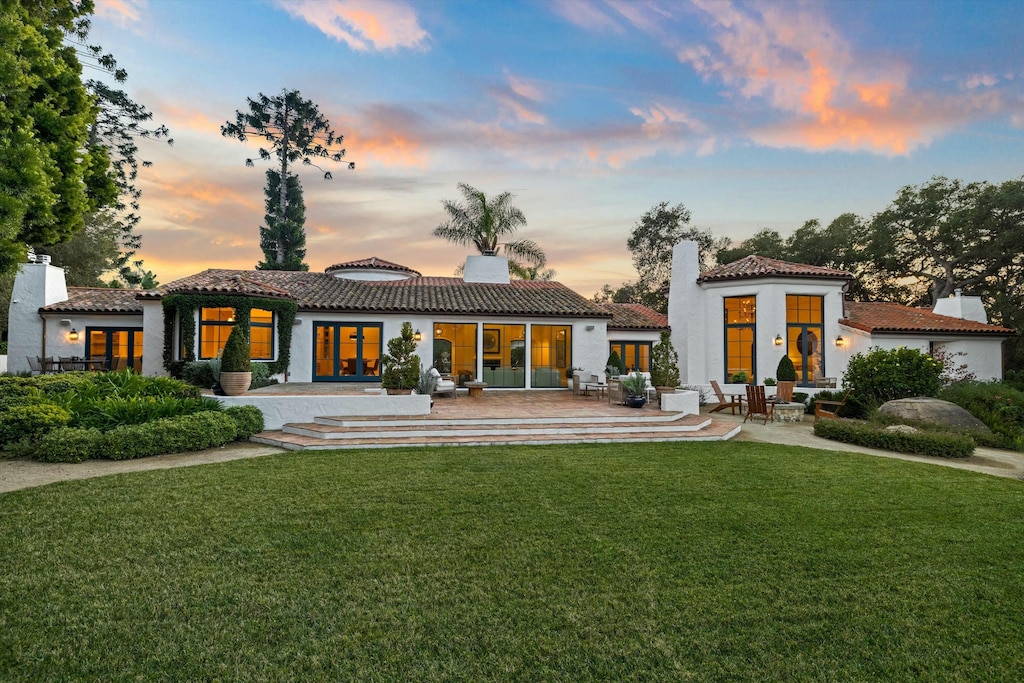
[1,443,1022,681]
[939,381,1024,450]
[0,372,262,461]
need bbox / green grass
[2,442,1023,681]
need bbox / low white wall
[217,393,431,430]
[660,390,699,415]
[0,355,6,374]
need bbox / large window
[86,327,142,372]
[482,324,526,388]
[433,323,477,386]
[531,325,571,388]
[198,307,274,360]
[724,296,756,382]
[313,323,381,381]
[786,295,824,385]
[609,342,651,373]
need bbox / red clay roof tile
[699,255,853,282]
[841,301,1014,336]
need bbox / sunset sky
[89,0,1024,296]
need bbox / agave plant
[620,372,649,397]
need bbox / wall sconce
[834,335,845,348]
[414,329,422,341]
[585,325,595,331]
[435,327,443,336]
[68,327,79,341]
[773,334,783,346]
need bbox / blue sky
[89,0,1024,294]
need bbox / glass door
[313,323,381,381]
[85,327,143,371]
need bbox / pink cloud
[274,0,428,51]
[95,0,145,25]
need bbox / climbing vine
[161,294,297,376]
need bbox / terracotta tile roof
[602,303,669,330]
[140,271,295,300]
[143,270,611,318]
[841,301,1014,336]
[699,255,853,282]
[325,257,421,276]
[41,287,143,314]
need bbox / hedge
[0,403,71,447]
[103,411,239,461]
[225,405,265,439]
[814,419,974,459]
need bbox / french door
[313,323,381,381]
[86,327,143,372]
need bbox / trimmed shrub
[650,331,680,388]
[249,362,275,390]
[103,412,238,461]
[814,419,974,458]
[221,323,251,373]
[606,350,625,376]
[776,355,797,382]
[0,403,71,447]
[843,347,943,409]
[33,427,105,463]
[225,405,265,439]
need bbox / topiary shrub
[650,331,680,388]
[606,350,625,376]
[842,347,943,410]
[381,322,421,392]
[220,321,251,373]
[776,355,797,382]
[225,405,265,439]
[32,427,105,463]
[813,419,974,458]
[0,403,71,447]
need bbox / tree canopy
[433,183,546,269]
[0,0,118,274]
[258,170,307,271]
[222,89,353,269]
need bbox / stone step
[288,414,711,440]
[253,422,740,451]
[313,412,693,429]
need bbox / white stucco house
[6,242,1012,390]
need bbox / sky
[88,0,1024,297]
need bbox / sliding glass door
[313,323,381,381]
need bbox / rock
[885,424,919,434]
[878,397,990,432]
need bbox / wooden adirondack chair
[814,389,852,422]
[710,380,742,414]
[744,385,774,424]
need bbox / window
[198,307,274,360]
[786,295,824,385]
[434,323,477,386]
[86,327,142,372]
[531,325,571,387]
[609,342,651,373]
[724,296,756,381]
[482,324,526,387]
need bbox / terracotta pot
[385,388,413,395]
[219,371,252,396]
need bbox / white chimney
[463,255,511,284]
[932,289,988,324]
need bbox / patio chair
[26,356,43,375]
[814,389,852,423]
[111,356,128,372]
[429,367,456,399]
[607,377,624,405]
[744,385,774,424]
[776,380,795,403]
[709,380,742,415]
[59,356,84,372]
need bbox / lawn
[1,442,1023,681]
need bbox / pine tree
[257,170,307,271]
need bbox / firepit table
[772,401,805,422]
[464,381,487,398]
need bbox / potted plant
[382,322,422,394]
[620,371,649,408]
[606,349,625,377]
[416,368,438,407]
[649,330,680,397]
[730,370,748,385]
[219,321,252,396]
[776,354,797,403]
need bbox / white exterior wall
[37,313,144,363]
[668,241,705,385]
[140,300,165,376]
[934,339,1003,382]
[7,261,68,374]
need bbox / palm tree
[432,183,546,268]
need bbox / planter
[625,395,647,409]
[385,388,413,395]
[656,386,675,398]
[219,371,252,396]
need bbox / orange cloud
[274,0,428,51]
[154,102,224,136]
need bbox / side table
[465,380,487,398]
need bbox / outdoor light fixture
[435,327,443,336]
[414,329,422,341]
[68,328,79,342]
[834,335,845,347]
[773,334,783,346]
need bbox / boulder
[878,397,989,432]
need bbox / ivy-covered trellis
[162,294,297,376]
